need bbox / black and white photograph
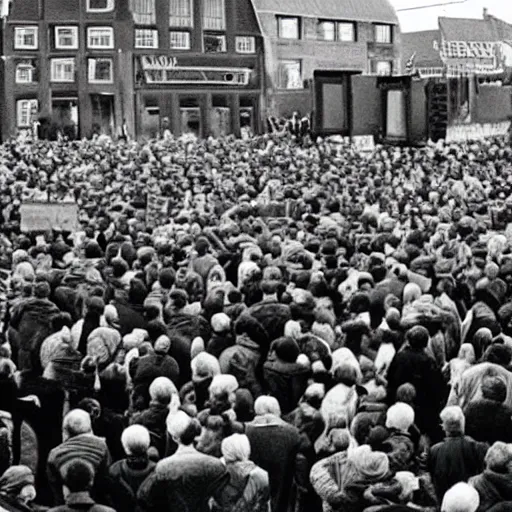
[0,0,510,510]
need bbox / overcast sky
[392,0,512,32]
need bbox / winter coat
[131,352,180,396]
[107,456,156,512]
[130,402,170,458]
[246,300,291,349]
[427,434,488,502]
[112,299,147,337]
[207,332,235,359]
[470,470,512,512]
[212,461,270,512]
[464,399,512,444]
[47,492,115,512]
[447,362,512,410]
[382,429,416,473]
[263,359,311,415]
[284,402,324,447]
[246,414,302,512]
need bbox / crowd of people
[0,130,511,512]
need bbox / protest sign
[352,135,375,153]
[20,202,79,232]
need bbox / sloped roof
[401,30,443,67]
[251,0,398,25]
[486,15,512,41]
[439,16,498,42]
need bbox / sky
[392,0,512,32]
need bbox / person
[47,459,115,512]
[0,466,38,512]
[383,402,416,473]
[245,396,302,512]
[212,433,270,512]
[427,406,488,503]
[469,441,512,511]
[137,410,229,512]
[107,425,156,512]
[47,409,111,506]
[441,482,480,512]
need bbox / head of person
[221,433,251,464]
[396,383,417,406]
[386,402,415,432]
[121,425,151,458]
[0,466,36,504]
[254,395,281,417]
[77,398,102,422]
[211,313,231,335]
[481,375,508,404]
[484,441,512,473]
[61,459,95,499]
[349,445,390,482]
[273,336,300,363]
[440,406,465,436]
[154,335,171,355]
[149,376,178,407]
[483,343,512,367]
[191,352,221,382]
[166,410,201,446]
[441,482,480,512]
[457,343,476,364]
[62,409,93,441]
[406,325,429,350]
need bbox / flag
[405,52,416,74]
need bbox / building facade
[251,0,401,134]
[2,0,264,139]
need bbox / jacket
[464,399,512,444]
[47,491,115,512]
[470,470,512,512]
[383,429,416,473]
[428,434,488,502]
[112,299,147,337]
[263,359,311,415]
[137,445,229,512]
[246,300,291,348]
[131,353,180,393]
[47,433,112,506]
[130,402,170,458]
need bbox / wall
[409,79,428,143]
[475,84,512,124]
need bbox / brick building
[251,0,401,134]
[2,0,264,139]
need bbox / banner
[20,203,79,232]
[352,135,375,153]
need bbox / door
[180,107,202,136]
[51,98,79,139]
[91,94,115,136]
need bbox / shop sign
[441,41,500,60]
[141,56,178,70]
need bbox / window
[204,33,226,53]
[203,0,225,31]
[317,21,335,41]
[277,16,300,39]
[87,0,114,12]
[51,58,75,82]
[88,58,113,83]
[338,22,355,42]
[131,0,156,25]
[169,0,193,27]
[17,99,38,127]
[235,36,255,54]
[373,60,392,75]
[278,60,302,89]
[55,26,78,49]
[16,60,36,83]
[375,24,392,43]
[170,31,191,49]
[87,27,114,48]
[14,27,38,49]
[135,28,158,48]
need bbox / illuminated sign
[138,56,252,85]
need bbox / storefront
[134,55,263,139]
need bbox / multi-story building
[2,0,264,139]
[251,0,401,134]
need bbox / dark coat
[130,402,170,458]
[428,435,488,502]
[246,300,291,350]
[263,359,311,415]
[207,332,235,359]
[112,299,147,337]
[47,491,115,512]
[131,352,180,396]
[470,470,512,512]
[464,399,512,444]
[382,429,416,473]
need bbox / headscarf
[441,482,479,512]
[403,283,422,305]
[349,445,389,481]
[0,466,34,497]
[221,433,251,463]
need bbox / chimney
[483,7,489,19]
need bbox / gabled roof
[401,30,443,67]
[251,0,398,25]
[439,16,499,42]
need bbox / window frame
[87,0,115,13]
[16,99,38,128]
[87,26,114,49]
[14,26,38,50]
[277,59,303,90]
[132,0,156,25]
[15,61,36,83]
[169,30,191,50]
[203,0,225,31]
[88,57,114,83]
[54,26,79,50]
[317,20,335,41]
[235,36,256,54]
[203,32,226,53]
[373,60,393,76]
[135,28,159,48]
[50,57,76,82]
[337,22,356,42]
[374,24,392,44]
[277,16,300,40]
[169,0,194,28]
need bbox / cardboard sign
[20,202,79,232]
[352,135,375,153]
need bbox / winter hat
[87,327,122,369]
[284,320,302,340]
[441,483,479,512]
[386,402,415,432]
[273,337,300,363]
[349,445,389,480]
[191,352,221,381]
[211,313,231,333]
[154,335,171,354]
[209,374,239,398]
[191,337,205,358]
[0,466,35,496]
